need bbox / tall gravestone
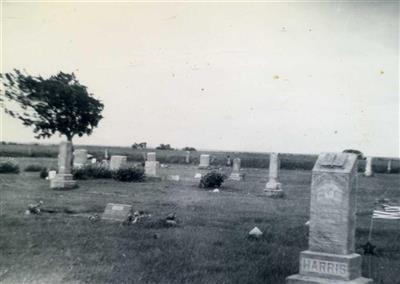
[387,160,392,173]
[264,153,283,197]
[50,141,77,189]
[229,158,244,181]
[145,152,160,178]
[364,156,373,177]
[185,151,191,164]
[199,154,210,169]
[73,149,88,168]
[286,152,372,284]
[109,155,127,170]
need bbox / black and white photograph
[0,1,399,283]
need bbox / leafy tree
[156,143,174,150]
[1,70,104,142]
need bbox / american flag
[373,204,400,220]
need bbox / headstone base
[286,250,372,284]
[198,165,210,169]
[50,174,77,190]
[364,172,373,177]
[286,274,372,284]
[229,173,244,181]
[264,189,284,198]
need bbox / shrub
[199,171,226,188]
[156,144,174,150]
[112,166,145,182]
[24,164,45,172]
[73,165,113,180]
[0,160,20,174]
[39,168,48,179]
[182,147,196,151]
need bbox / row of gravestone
[50,141,373,283]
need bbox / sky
[1,1,399,157]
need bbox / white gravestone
[185,151,191,164]
[73,149,88,168]
[229,158,244,181]
[264,153,283,197]
[286,152,372,284]
[198,154,210,169]
[109,155,127,170]
[145,152,160,178]
[50,141,77,189]
[364,156,373,177]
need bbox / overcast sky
[2,1,399,157]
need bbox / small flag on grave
[372,204,400,220]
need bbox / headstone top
[313,152,357,173]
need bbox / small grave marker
[102,203,132,222]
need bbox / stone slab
[229,173,244,181]
[102,203,132,222]
[299,251,361,281]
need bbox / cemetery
[1,2,399,284]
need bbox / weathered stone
[387,160,392,173]
[147,152,156,162]
[229,158,244,181]
[265,153,283,197]
[73,149,88,168]
[199,154,210,169]
[109,155,127,170]
[249,226,263,238]
[50,141,77,189]
[364,157,373,177]
[185,151,191,164]
[102,203,132,222]
[145,152,159,177]
[194,173,202,179]
[286,152,372,284]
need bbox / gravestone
[102,203,132,222]
[264,153,283,197]
[364,156,373,177]
[145,152,160,177]
[185,151,191,164]
[167,175,180,181]
[48,170,57,180]
[109,155,127,170]
[199,154,210,169]
[229,158,244,181]
[194,173,202,179]
[387,160,392,173]
[50,141,77,189]
[286,152,372,284]
[73,149,88,168]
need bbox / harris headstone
[286,152,372,284]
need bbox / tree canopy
[1,70,104,141]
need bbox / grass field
[0,161,399,284]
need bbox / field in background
[1,142,399,173]
[0,164,399,284]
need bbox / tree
[1,70,104,142]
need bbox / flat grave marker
[102,203,132,222]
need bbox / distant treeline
[0,143,398,173]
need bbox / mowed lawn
[0,161,399,284]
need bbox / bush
[112,166,145,182]
[39,168,48,179]
[24,164,45,172]
[0,160,20,174]
[156,144,174,150]
[182,147,196,151]
[73,165,113,180]
[199,171,226,188]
